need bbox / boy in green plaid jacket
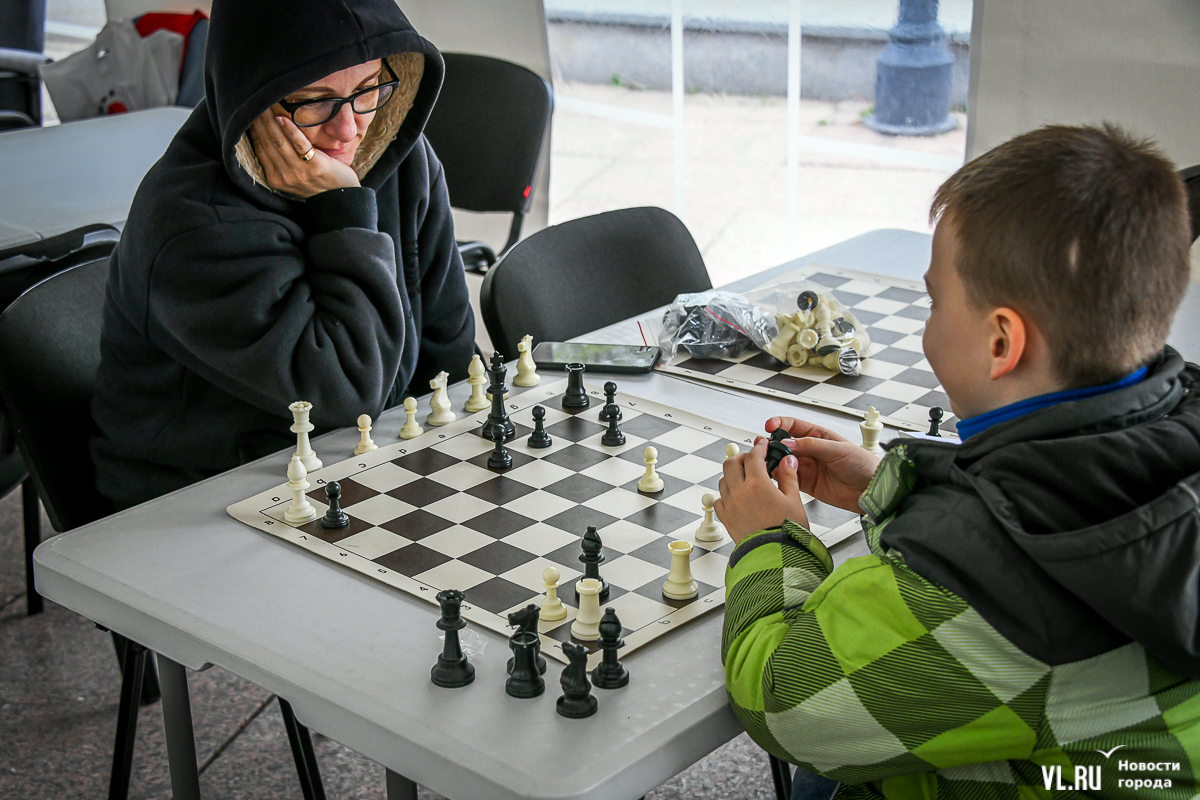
[715,125,1200,800]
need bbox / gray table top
[32,228,1200,799]
[0,107,190,252]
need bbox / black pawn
[320,481,349,529]
[507,604,546,676]
[797,290,818,311]
[764,427,792,475]
[601,405,625,447]
[430,590,475,688]
[556,642,598,718]
[487,424,512,470]
[598,382,621,422]
[928,406,943,437]
[562,362,590,409]
[591,608,630,689]
[505,631,545,698]
[527,405,552,449]
[577,526,610,601]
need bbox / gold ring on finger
[301,147,316,162]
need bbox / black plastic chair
[1182,164,1200,243]
[479,207,712,359]
[0,0,46,131]
[423,52,553,273]
[0,258,325,799]
[0,223,119,616]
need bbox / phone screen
[531,342,662,374]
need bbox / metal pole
[864,0,956,136]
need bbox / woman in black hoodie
[90,0,476,509]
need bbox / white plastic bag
[39,20,183,121]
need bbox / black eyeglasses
[278,60,399,127]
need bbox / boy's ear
[988,307,1027,381]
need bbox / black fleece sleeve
[145,202,407,427]
[410,153,476,391]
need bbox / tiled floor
[0,492,779,798]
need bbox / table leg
[22,479,42,616]
[279,697,327,800]
[385,769,418,800]
[157,654,201,800]
[108,636,147,800]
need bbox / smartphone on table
[531,342,662,374]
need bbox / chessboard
[656,265,959,435]
[228,379,863,668]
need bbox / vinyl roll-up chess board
[656,266,959,435]
[228,380,863,667]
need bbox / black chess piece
[832,316,855,336]
[797,290,818,311]
[562,362,590,409]
[591,608,630,689]
[506,604,546,676]
[764,428,792,475]
[576,526,610,602]
[527,405,552,449]
[928,406,943,437]
[556,642,598,718]
[320,481,349,529]
[482,352,516,442]
[598,381,621,422]
[487,424,513,470]
[600,405,625,447]
[505,631,545,698]
[430,590,475,688]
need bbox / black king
[481,351,516,442]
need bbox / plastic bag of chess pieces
[745,282,868,376]
[657,290,775,361]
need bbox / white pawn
[426,371,456,426]
[798,328,820,350]
[289,401,322,473]
[284,455,317,524]
[464,354,489,412]
[662,540,698,599]
[786,345,809,367]
[514,334,540,387]
[571,578,602,641]
[354,414,377,455]
[860,405,884,455]
[765,322,799,362]
[724,443,740,460]
[540,567,567,621]
[695,493,723,542]
[638,446,664,493]
[399,397,424,439]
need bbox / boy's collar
[956,365,1151,440]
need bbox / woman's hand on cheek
[713,440,810,544]
[249,110,361,198]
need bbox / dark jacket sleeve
[144,190,410,426]
[409,149,475,392]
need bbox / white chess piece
[765,322,799,362]
[662,540,699,599]
[289,401,322,473]
[821,351,841,371]
[354,414,377,455]
[695,493,723,542]
[724,443,740,460]
[638,446,664,493]
[464,354,489,412]
[540,567,567,621]
[571,578,602,640]
[847,329,872,355]
[797,327,819,350]
[426,371,456,426]
[860,405,884,455]
[514,334,540,387]
[791,309,814,329]
[399,396,423,439]
[786,344,809,367]
[284,455,317,524]
[814,304,840,354]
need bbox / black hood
[900,348,1200,676]
[203,0,443,203]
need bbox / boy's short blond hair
[931,124,1191,388]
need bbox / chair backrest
[1182,164,1200,243]
[0,256,112,531]
[423,53,552,248]
[479,207,712,359]
[0,223,119,309]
